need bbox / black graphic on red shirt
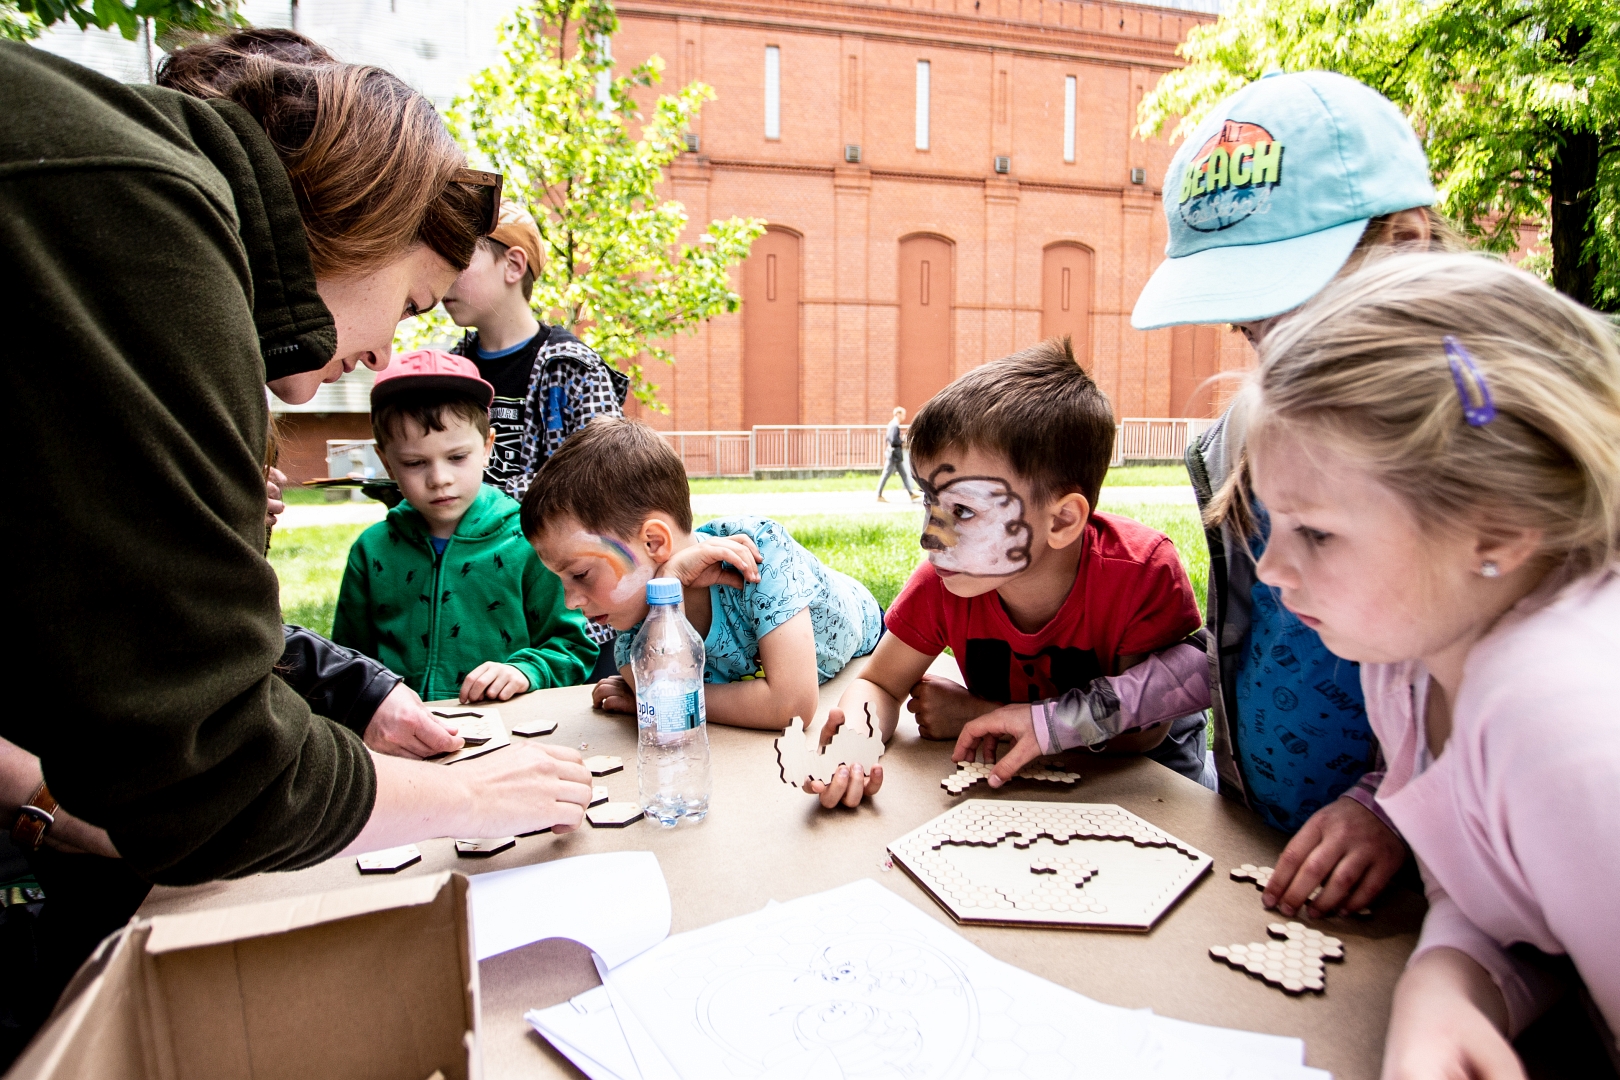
[963,639,1104,704]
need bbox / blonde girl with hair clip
[1212,251,1620,1079]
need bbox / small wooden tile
[1210,920,1345,995]
[510,717,558,738]
[590,784,610,807]
[356,844,421,874]
[428,709,511,765]
[584,755,623,776]
[586,801,645,828]
[942,760,1081,795]
[454,836,516,858]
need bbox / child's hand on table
[801,708,885,808]
[1264,797,1408,918]
[1383,949,1523,1080]
[364,681,465,758]
[460,662,532,703]
[662,533,763,589]
[952,703,1044,787]
[592,674,635,714]
[908,674,999,740]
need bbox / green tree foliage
[1,0,239,42]
[447,0,765,407]
[1137,0,1620,311]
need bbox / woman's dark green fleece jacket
[0,42,376,884]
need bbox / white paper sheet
[526,986,637,1080]
[598,878,1329,1080]
[468,850,670,965]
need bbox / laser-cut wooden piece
[774,704,886,786]
[941,759,1081,795]
[510,716,558,737]
[428,709,510,765]
[584,755,623,776]
[1210,921,1344,994]
[586,801,645,828]
[454,836,516,858]
[356,844,422,874]
[590,784,610,807]
[887,800,1211,930]
[1231,863,1373,916]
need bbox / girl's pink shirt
[1364,567,1620,1040]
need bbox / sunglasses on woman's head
[453,168,504,236]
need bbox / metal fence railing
[656,420,1215,477]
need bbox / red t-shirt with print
[885,512,1201,704]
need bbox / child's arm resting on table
[953,636,1209,786]
[806,632,937,808]
[1383,948,1521,1080]
[702,608,819,730]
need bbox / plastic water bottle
[630,577,712,826]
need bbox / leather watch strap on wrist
[11,781,58,852]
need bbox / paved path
[275,484,1195,530]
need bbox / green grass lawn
[269,502,1207,637]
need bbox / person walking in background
[876,406,918,502]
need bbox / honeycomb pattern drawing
[887,801,1213,930]
[1209,921,1345,995]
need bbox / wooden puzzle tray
[887,800,1213,931]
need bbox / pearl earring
[1479,561,1501,578]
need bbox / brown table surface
[141,659,1422,1079]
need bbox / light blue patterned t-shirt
[616,516,883,684]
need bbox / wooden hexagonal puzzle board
[887,800,1212,931]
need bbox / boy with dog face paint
[806,340,1216,809]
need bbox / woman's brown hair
[158,29,487,277]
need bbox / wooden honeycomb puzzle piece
[584,755,623,776]
[886,800,1211,930]
[587,801,645,828]
[1209,921,1345,994]
[775,704,885,786]
[510,716,559,737]
[941,759,1082,795]
[356,844,421,874]
[454,836,516,858]
[1231,863,1373,916]
[428,709,510,765]
[1231,863,1275,890]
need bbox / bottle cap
[646,577,682,605]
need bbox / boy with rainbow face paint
[810,339,1216,808]
[523,418,884,731]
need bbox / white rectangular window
[1063,75,1077,163]
[915,60,931,150]
[764,46,781,140]
[595,34,613,111]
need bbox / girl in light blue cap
[1133,71,1464,920]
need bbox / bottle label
[638,687,705,733]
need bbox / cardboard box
[8,872,478,1080]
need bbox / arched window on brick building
[742,226,802,427]
[897,233,954,416]
[1040,241,1094,367]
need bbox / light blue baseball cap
[1131,70,1435,330]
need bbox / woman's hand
[952,703,1043,787]
[592,675,635,714]
[1266,797,1409,917]
[1382,949,1523,1080]
[363,682,464,758]
[265,465,287,531]
[0,738,120,858]
[461,661,531,703]
[662,534,763,590]
[907,674,999,740]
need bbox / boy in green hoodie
[333,349,597,702]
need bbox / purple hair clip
[1444,335,1496,427]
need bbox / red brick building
[613,0,1254,433]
